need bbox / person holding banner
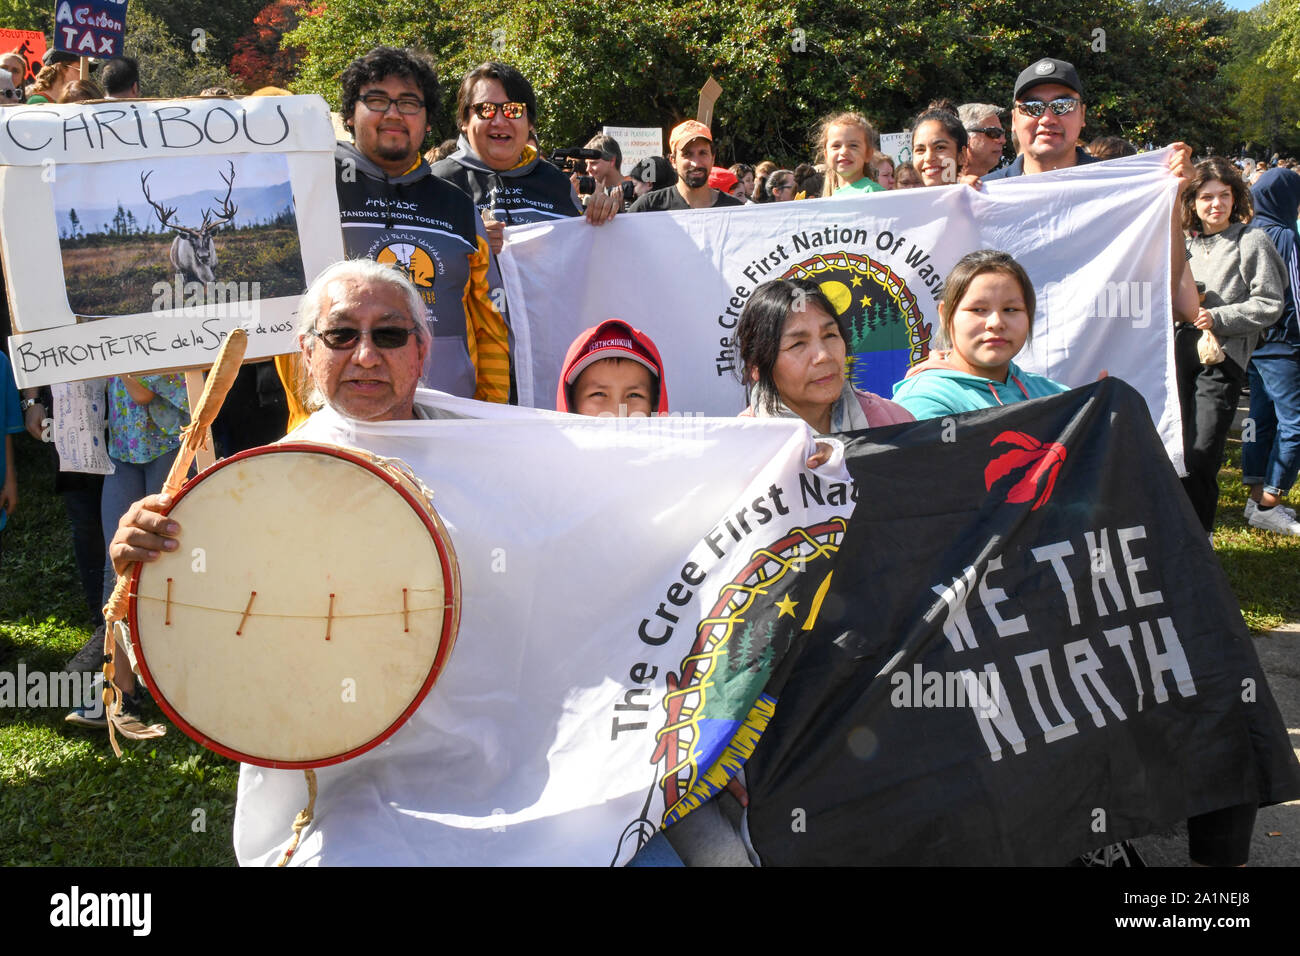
[734,279,912,433]
[431,62,619,228]
[891,250,1070,419]
[329,47,509,405]
[1177,157,1285,535]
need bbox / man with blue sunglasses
[983,57,1099,181]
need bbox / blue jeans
[1242,351,1300,497]
[100,449,181,605]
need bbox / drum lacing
[275,769,318,867]
[369,453,438,509]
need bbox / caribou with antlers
[141,161,238,285]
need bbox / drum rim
[128,441,462,770]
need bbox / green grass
[1211,439,1300,632]
[1,423,1296,866]
[1,433,239,866]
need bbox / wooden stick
[237,591,257,636]
[184,371,217,473]
[102,330,248,627]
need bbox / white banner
[234,391,851,865]
[500,149,1182,469]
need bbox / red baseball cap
[708,166,739,192]
[563,322,660,386]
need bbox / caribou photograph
[53,152,307,318]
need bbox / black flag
[744,379,1300,865]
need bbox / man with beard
[330,47,508,404]
[628,121,745,212]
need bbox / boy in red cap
[556,319,669,417]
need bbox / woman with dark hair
[429,61,617,228]
[1242,167,1300,534]
[729,163,755,202]
[735,279,912,433]
[910,100,969,187]
[1178,157,1285,534]
[764,168,796,202]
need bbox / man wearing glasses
[982,58,1099,181]
[957,103,1008,179]
[333,46,509,404]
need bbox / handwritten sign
[1,95,343,388]
[51,379,114,474]
[54,0,129,58]
[602,125,664,177]
[879,132,911,167]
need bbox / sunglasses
[470,101,526,120]
[359,92,425,115]
[967,126,1005,139]
[309,326,417,350]
[1015,97,1081,118]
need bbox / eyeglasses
[359,92,425,115]
[967,126,1005,139]
[470,101,526,120]
[309,326,418,350]
[1014,97,1081,118]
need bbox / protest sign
[878,131,910,166]
[500,149,1186,469]
[0,28,46,85]
[1,95,344,388]
[602,125,663,176]
[53,0,128,58]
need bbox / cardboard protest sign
[1,95,344,388]
[53,0,129,58]
[0,28,46,85]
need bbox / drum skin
[128,442,461,769]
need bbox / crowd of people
[1,44,1298,867]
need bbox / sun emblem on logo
[782,252,931,396]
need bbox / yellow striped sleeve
[464,235,511,403]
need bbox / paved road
[1133,624,1300,867]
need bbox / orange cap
[669,120,713,156]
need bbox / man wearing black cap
[983,57,1097,181]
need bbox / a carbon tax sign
[54,0,129,58]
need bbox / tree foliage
[231,0,310,90]
[284,0,1245,164]
[124,8,242,99]
[1225,0,1300,158]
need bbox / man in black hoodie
[334,47,509,404]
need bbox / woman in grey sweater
[1178,157,1286,533]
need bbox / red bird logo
[984,431,1067,510]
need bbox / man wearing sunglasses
[982,58,1099,181]
[332,46,509,406]
[108,262,446,577]
[980,56,1200,327]
[957,102,1007,179]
